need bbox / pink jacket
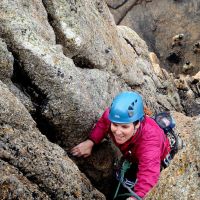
[89,108,170,198]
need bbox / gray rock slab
[0,81,105,200]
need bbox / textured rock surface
[108,0,200,74]
[0,0,126,151]
[174,74,200,116]
[107,0,200,116]
[0,39,13,81]
[42,0,144,86]
[0,81,105,199]
[0,39,35,113]
[0,0,199,199]
[0,0,182,150]
[0,160,50,200]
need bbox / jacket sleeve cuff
[88,136,98,145]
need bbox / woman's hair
[133,120,139,126]
[144,106,153,116]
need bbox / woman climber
[71,91,172,200]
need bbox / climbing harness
[113,160,142,200]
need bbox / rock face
[0,0,181,156]
[0,38,35,113]
[108,0,200,74]
[0,160,50,200]
[0,0,199,199]
[0,81,105,199]
[174,74,200,116]
[107,0,200,116]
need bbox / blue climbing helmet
[108,91,144,124]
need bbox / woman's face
[111,122,139,144]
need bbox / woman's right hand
[70,139,94,158]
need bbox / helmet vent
[128,106,133,110]
[128,105,134,117]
